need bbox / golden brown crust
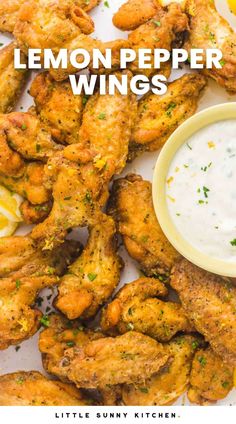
[113,0,161,31]
[0,371,93,406]
[188,347,234,405]
[101,277,194,341]
[108,174,181,278]
[171,259,236,366]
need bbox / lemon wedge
[234,368,236,387]
[228,0,236,15]
[0,185,23,237]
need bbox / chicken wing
[39,313,104,379]
[171,259,236,366]
[0,0,25,33]
[108,174,180,278]
[127,3,189,77]
[185,0,236,92]
[0,371,92,406]
[188,347,234,405]
[0,235,81,349]
[130,73,207,159]
[113,0,161,31]
[101,277,193,341]
[31,74,136,248]
[13,0,127,81]
[0,42,28,114]
[55,215,123,320]
[0,112,61,162]
[56,331,169,392]
[30,152,106,249]
[122,335,199,405]
[30,72,84,144]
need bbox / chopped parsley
[21,124,27,130]
[87,272,97,281]
[66,341,75,347]
[139,387,149,393]
[98,113,106,120]
[166,102,176,117]
[203,186,210,198]
[153,20,161,27]
[198,356,206,366]
[40,315,50,327]
[104,0,109,7]
[230,239,236,246]
[15,279,21,289]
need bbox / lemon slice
[228,0,236,15]
[0,185,23,237]
[0,186,22,222]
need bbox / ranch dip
[166,119,236,263]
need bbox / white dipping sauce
[167,119,236,263]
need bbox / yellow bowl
[152,102,236,277]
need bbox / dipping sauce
[166,119,236,263]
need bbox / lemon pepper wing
[122,335,199,405]
[171,259,236,366]
[130,73,207,159]
[108,174,181,278]
[55,215,123,320]
[188,347,234,405]
[0,371,93,406]
[185,0,236,92]
[101,277,193,341]
[0,42,28,114]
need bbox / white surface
[0,0,236,406]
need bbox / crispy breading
[39,314,104,379]
[185,0,236,92]
[0,42,28,113]
[122,335,199,405]
[113,0,161,31]
[188,347,234,405]
[30,153,106,248]
[127,3,189,77]
[171,259,236,366]
[0,371,92,406]
[13,0,128,81]
[0,236,81,349]
[57,331,169,391]
[101,277,193,341]
[108,174,181,278]
[0,112,61,161]
[130,73,207,159]
[30,72,84,144]
[19,200,52,224]
[68,70,137,177]
[56,215,123,320]
[0,0,25,33]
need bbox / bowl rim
[152,102,236,277]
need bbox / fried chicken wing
[188,347,234,405]
[101,277,193,341]
[113,0,161,31]
[185,0,236,92]
[0,235,81,349]
[127,3,189,77]
[122,335,198,405]
[56,215,123,320]
[130,73,207,159]
[30,72,84,144]
[0,0,25,33]
[19,200,52,224]
[57,331,169,391]
[108,174,180,278]
[0,371,92,406]
[74,70,137,176]
[0,42,28,114]
[0,112,61,161]
[171,259,236,366]
[31,75,136,248]
[39,313,104,379]
[13,0,127,81]
[30,153,106,248]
